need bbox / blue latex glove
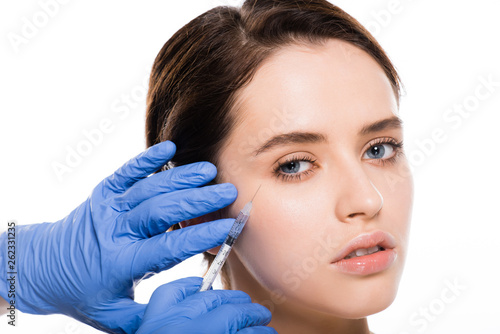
[0,141,240,333]
[137,277,277,334]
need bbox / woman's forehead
[228,39,398,141]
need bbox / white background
[1,0,499,333]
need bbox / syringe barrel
[198,242,232,291]
[227,202,252,239]
[197,200,253,292]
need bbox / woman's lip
[332,249,397,275]
[331,230,397,264]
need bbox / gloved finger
[144,278,251,321]
[194,302,273,333]
[105,141,176,194]
[118,183,237,238]
[238,327,278,334]
[130,219,235,278]
[167,291,253,320]
[87,298,146,334]
[111,161,217,211]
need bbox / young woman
[146,0,414,333]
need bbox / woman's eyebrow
[253,132,327,156]
[358,115,403,136]
[253,116,403,157]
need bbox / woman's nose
[334,167,384,223]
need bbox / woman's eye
[364,143,395,160]
[279,160,313,174]
[273,155,317,182]
[364,139,404,166]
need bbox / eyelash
[369,137,405,166]
[272,138,405,182]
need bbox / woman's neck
[266,299,370,334]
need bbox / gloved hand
[0,141,239,333]
[137,277,277,334]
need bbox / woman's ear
[179,213,213,228]
[179,217,201,229]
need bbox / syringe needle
[250,184,262,202]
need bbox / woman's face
[216,39,414,319]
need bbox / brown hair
[145,0,401,289]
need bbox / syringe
[198,185,262,292]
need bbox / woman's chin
[339,297,395,319]
[279,278,400,320]
[324,286,398,319]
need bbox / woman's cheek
[368,162,413,291]
[233,195,319,290]
[381,162,414,255]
